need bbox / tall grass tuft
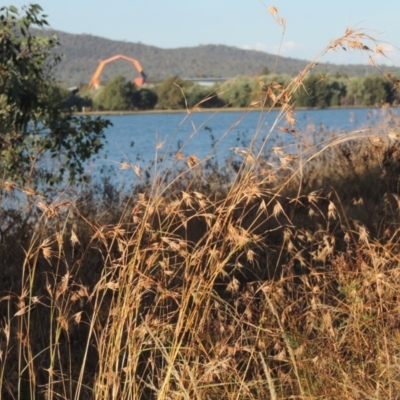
[2,7,400,399]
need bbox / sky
[6,0,400,66]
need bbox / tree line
[65,72,400,112]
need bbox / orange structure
[88,54,147,89]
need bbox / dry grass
[2,10,400,400]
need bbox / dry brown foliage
[2,7,400,400]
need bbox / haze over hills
[42,29,400,87]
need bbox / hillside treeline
[66,73,400,111]
[43,29,400,86]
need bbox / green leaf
[0,3,110,188]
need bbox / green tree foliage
[133,88,158,110]
[93,76,158,110]
[95,75,137,111]
[184,85,225,108]
[0,4,110,186]
[294,74,333,108]
[156,77,190,109]
[343,78,363,106]
[55,87,93,111]
[359,76,393,106]
[329,78,347,107]
[341,76,394,106]
[153,77,226,109]
[151,74,397,110]
[98,73,368,111]
[218,77,257,108]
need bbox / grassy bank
[2,24,400,400]
[2,106,400,399]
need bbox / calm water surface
[89,107,399,183]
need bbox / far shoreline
[74,104,398,117]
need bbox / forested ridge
[37,28,400,86]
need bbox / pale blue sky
[6,1,400,65]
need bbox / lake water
[88,107,399,184]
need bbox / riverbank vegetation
[69,71,400,112]
[3,4,400,400]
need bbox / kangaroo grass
[2,11,400,400]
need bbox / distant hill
[38,29,400,86]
